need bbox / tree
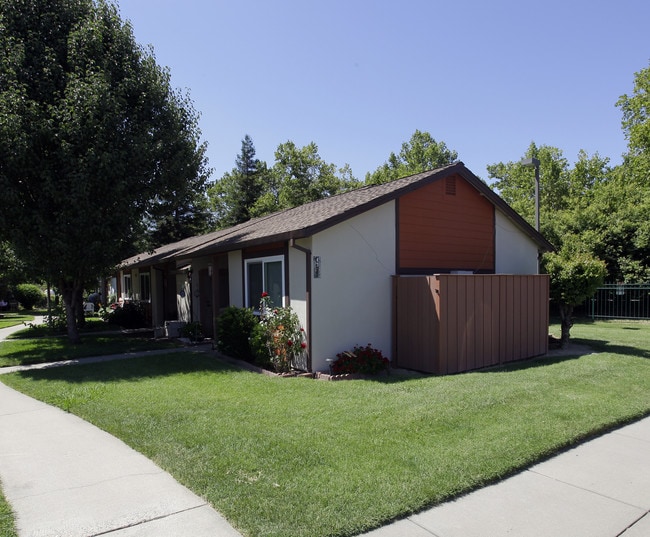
[487,142,572,229]
[567,174,650,282]
[0,242,24,299]
[208,135,270,228]
[543,249,607,348]
[365,130,458,185]
[617,61,650,182]
[144,192,215,250]
[0,0,210,342]
[486,144,631,278]
[273,141,360,210]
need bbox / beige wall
[288,238,310,325]
[310,202,396,372]
[495,210,539,275]
[228,250,243,308]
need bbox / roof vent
[445,177,456,196]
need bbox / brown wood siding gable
[398,174,495,273]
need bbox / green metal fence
[586,284,650,320]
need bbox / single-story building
[117,162,553,372]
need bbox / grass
[0,482,18,537]
[0,312,34,330]
[0,329,181,368]
[1,319,649,537]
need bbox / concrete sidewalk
[0,317,242,536]
[0,382,243,537]
[362,416,650,537]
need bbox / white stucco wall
[288,238,309,324]
[310,201,396,372]
[228,250,244,307]
[495,210,540,274]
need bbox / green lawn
[0,482,18,537]
[0,312,34,329]
[1,319,649,537]
[0,332,181,368]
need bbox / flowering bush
[330,344,389,375]
[259,292,307,373]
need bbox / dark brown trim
[398,267,496,275]
[395,198,400,275]
[290,239,312,372]
[242,243,286,260]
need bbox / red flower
[287,340,293,347]
[300,342,307,349]
[261,292,269,298]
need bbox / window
[139,272,151,301]
[245,255,284,309]
[123,274,132,298]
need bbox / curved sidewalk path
[0,319,242,537]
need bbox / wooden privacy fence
[393,274,549,374]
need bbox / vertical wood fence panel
[394,274,549,374]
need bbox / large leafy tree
[250,140,359,217]
[365,130,458,185]
[0,242,25,300]
[617,61,650,183]
[0,0,210,341]
[487,142,572,229]
[208,135,271,228]
[273,141,359,209]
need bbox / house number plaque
[313,256,321,278]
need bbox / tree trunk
[559,303,574,349]
[75,287,86,329]
[61,279,82,344]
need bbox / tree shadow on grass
[8,351,244,384]
[0,334,179,368]
[566,334,650,358]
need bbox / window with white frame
[139,272,151,301]
[122,274,132,298]
[245,255,284,309]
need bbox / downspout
[290,239,312,372]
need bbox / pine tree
[209,135,269,227]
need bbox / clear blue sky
[117,0,649,183]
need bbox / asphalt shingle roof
[120,162,553,269]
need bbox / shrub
[43,305,68,332]
[180,321,204,342]
[330,344,389,375]
[249,321,272,369]
[106,302,146,329]
[216,306,259,362]
[13,283,45,309]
